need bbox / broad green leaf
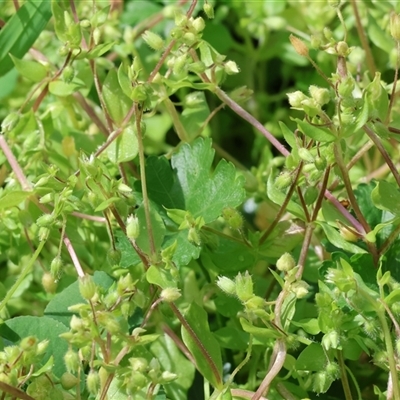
[163,229,201,267]
[0,0,52,77]
[317,221,367,254]
[106,126,138,163]
[342,338,363,361]
[146,265,176,289]
[49,80,85,97]
[295,343,325,371]
[181,302,223,389]
[279,121,297,149]
[115,231,141,268]
[291,318,320,335]
[214,327,249,350]
[368,14,393,53]
[0,191,31,210]
[135,204,166,254]
[84,42,116,60]
[214,292,242,318]
[102,69,132,124]
[371,181,400,215]
[295,119,336,143]
[150,335,195,400]
[180,92,210,140]
[44,271,114,327]
[5,316,68,378]
[0,68,18,100]
[94,196,121,212]
[10,54,47,82]
[239,318,281,341]
[267,173,305,219]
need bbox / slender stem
[386,40,399,124]
[337,350,354,400]
[251,339,286,400]
[377,310,400,399]
[259,163,303,245]
[63,234,85,278]
[312,166,331,222]
[349,0,376,77]
[363,124,400,187]
[162,324,196,366]
[0,381,35,400]
[169,302,222,388]
[135,104,156,258]
[344,365,362,400]
[0,240,46,313]
[231,389,268,400]
[296,224,314,280]
[379,220,400,256]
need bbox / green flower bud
[298,147,314,163]
[203,3,214,19]
[160,287,181,302]
[391,12,400,41]
[98,313,121,334]
[289,34,309,57]
[245,295,266,310]
[170,26,184,39]
[86,370,100,395]
[224,60,240,75]
[222,207,243,229]
[107,248,121,266]
[142,30,164,51]
[79,275,97,301]
[64,349,80,373]
[274,171,292,190]
[38,227,50,241]
[310,35,322,49]
[93,27,101,45]
[131,85,148,102]
[36,214,55,227]
[322,330,340,350]
[182,32,197,45]
[276,253,296,272]
[313,371,328,394]
[188,227,201,245]
[216,276,236,296]
[291,280,309,298]
[130,357,148,372]
[188,61,207,74]
[336,41,349,56]
[192,17,205,33]
[287,91,307,108]
[60,372,79,390]
[62,65,75,83]
[339,225,359,242]
[323,27,333,40]
[39,192,54,204]
[309,85,330,106]
[304,186,319,205]
[1,112,20,133]
[175,13,187,27]
[42,272,57,293]
[314,156,327,171]
[80,19,91,29]
[126,215,140,240]
[326,362,340,379]
[235,272,253,302]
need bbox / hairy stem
[337,350,354,400]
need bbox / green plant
[1,1,400,399]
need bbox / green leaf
[5,316,68,378]
[0,191,32,210]
[267,173,305,219]
[10,54,47,82]
[0,0,52,77]
[294,119,336,143]
[181,302,223,389]
[295,343,326,371]
[135,204,166,255]
[239,318,281,341]
[150,335,195,400]
[214,327,249,350]
[106,126,138,163]
[371,181,400,216]
[146,265,176,289]
[317,221,367,254]
[368,14,393,53]
[44,271,114,327]
[145,138,245,224]
[180,92,210,140]
[279,121,297,148]
[94,197,121,212]
[48,80,85,97]
[102,69,132,124]
[291,318,321,335]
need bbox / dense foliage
[1,1,400,399]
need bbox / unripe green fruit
[36,214,55,227]
[298,147,314,163]
[275,172,292,190]
[42,272,57,293]
[62,66,75,83]
[1,112,20,133]
[64,349,80,373]
[86,370,99,395]
[79,275,97,300]
[216,276,236,296]
[107,248,121,266]
[126,215,140,240]
[304,186,319,205]
[314,156,327,171]
[276,253,296,272]
[60,372,79,390]
[203,3,214,19]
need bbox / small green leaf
[181,302,223,389]
[295,119,336,143]
[239,318,281,341]
[102,69,132,124]
[0,0,52,77]
[146,265,176,289]
[49,80,85,97]
[10,55,47,82]
[106,126,138,163]
[0,191,32,210]
[291,318,321,335]
[279,121,297,149]
[118,62,133,98]
[317,221,367,254]
[94,197,121,212]
[368,14,393,53]
[295,343,326,371]
[371,181,400,215]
